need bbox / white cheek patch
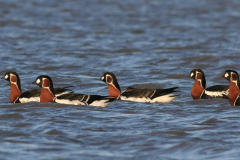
[190,72,194,77]
[4,74,8,79]
[225,73,229,78]
[36,79,41,84]
[101,76,104,80]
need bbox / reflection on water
[0,0,240,159]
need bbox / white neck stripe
[199,89,205,98]
[234,94,239,106]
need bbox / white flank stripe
[121,94,177,103]
[55,98,87,105]
[90,99,110,107]
[121,96,151,102]
[55,98,110,107]
[55,92,70,97]
[151,94,177,103]
[19,97,40,103]
[205,90,228,97]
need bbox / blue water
[0,0,240,159]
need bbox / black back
[235,98,240,106]
[19,89,41,98]
[54,87,73,95]
[151,87,179,99]
[206,85,229,92]
[122,87,179,99]
[57,92,86,101]
[87,95,113,104]
[17,87,72,99]
[56,92,113,104]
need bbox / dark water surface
[0,0,240,159]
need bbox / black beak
[100,77,105,81]
[221,74,225,78]
[32,81,36,84]
[1,76,5,79]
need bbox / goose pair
[189,69,240,106]
[2,72,112,107]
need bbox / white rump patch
[4,74,8,79]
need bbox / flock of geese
[1,69,239,107]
